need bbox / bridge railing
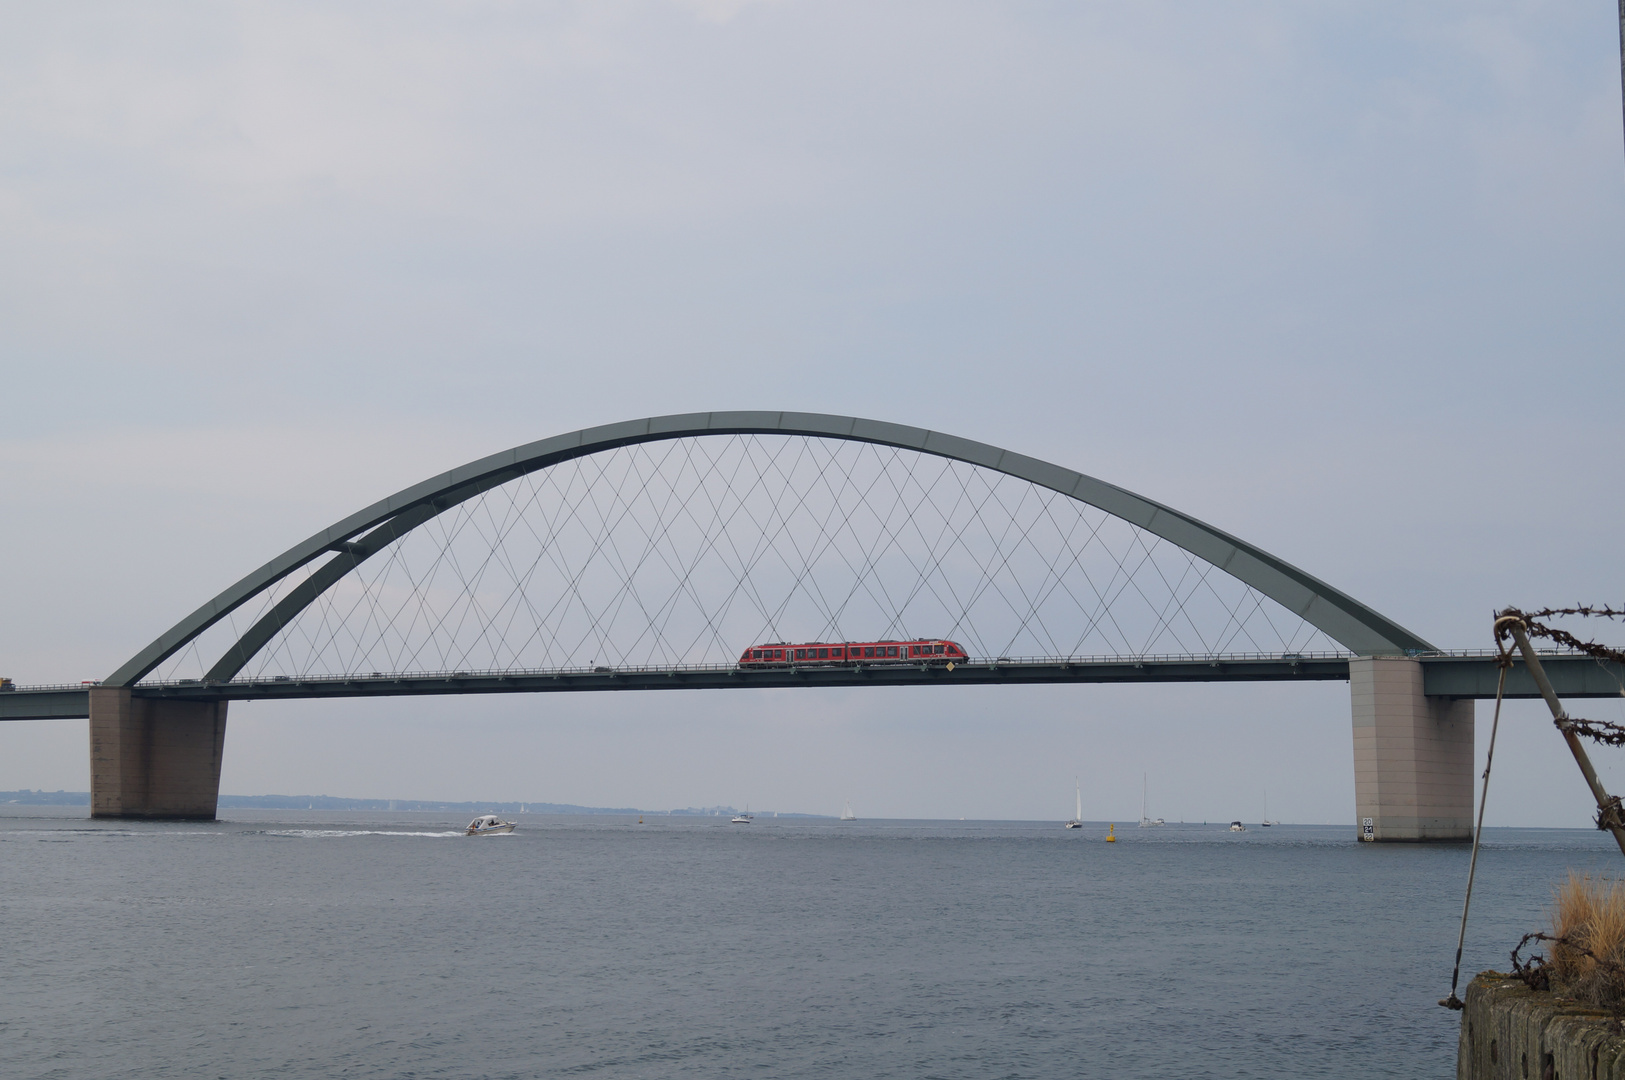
[117,649,1359,689]
[0,680,105,693]
[4,648,1597,695]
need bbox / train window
[887,646,898,657]
[795,649,806,660]
[864,647,874,658]
[775,649,783,659]
[818,648,828,658]
[752,650,761,659]
[933,644,944,654]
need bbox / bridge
[3,412,1619,838]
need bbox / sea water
[2,808,1616,1079]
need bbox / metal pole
[1441,662,1508,1010]
[1619,0,1624,160]
[1507,621,1625,857]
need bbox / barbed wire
[1450,609,1625,1013]
[1509,931,1625,1023]
[1496,606,1625,664]
[1494,606,1625,748]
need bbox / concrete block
[1351,657,1473,842]
[1459,973,1625,1079]
[89,687,227,819]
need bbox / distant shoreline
[0,789,827,817]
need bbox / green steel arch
[106,411,1433,688]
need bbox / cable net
[146,435,1342,682]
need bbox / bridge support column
[88,687,227,819]
[1350,657,1473,842]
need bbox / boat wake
[261,828,466,839]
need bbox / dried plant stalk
[1549,873,1625,1007]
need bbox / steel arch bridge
[3,412,1618,834]
[125,410,1432,684]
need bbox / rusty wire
[1509,931,1625,1022]
[1494,606,1625,748]
[1495,606,1625,665]
[1471,609,1625,1013]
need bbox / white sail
[1138,774,1164,827]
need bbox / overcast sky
[3,1,1622,825]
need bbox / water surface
[2,808,1613,1078]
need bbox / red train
[737,639,968,666]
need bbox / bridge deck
[3,652,1618,720]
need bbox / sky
[2,1,1623,825]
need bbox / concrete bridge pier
[88,687,227,819]
[1351,657,1473,842]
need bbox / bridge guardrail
[6,647,1597,693]
[184,650,1359,689]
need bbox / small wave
[0,828,223,839]
[261,828,465,839]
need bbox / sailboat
[1065,778,1082,828]
[1137,774,1164,827]
[1261,785,1278,827]
[840,801,856,821]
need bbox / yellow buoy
[1105,823,1117,842]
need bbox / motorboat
[1065,777,1082,828]
[731,806,753,824]
[1229,821,1246,832]
[466,814,517,836]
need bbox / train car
[737,639,968,666]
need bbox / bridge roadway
[3,651,1619,722]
